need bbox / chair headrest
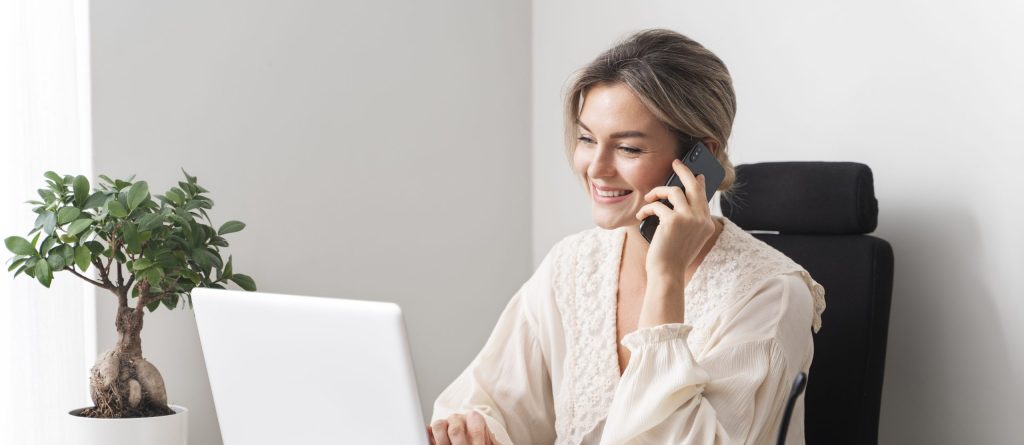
[720,162,878,235]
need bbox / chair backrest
[722,162,894,445]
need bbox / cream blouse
[431,217,826,445]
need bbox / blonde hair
[563,29,740,201]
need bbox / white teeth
[597,189,631,197]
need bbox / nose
[587,145,616,179]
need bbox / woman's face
[573,82,681,230]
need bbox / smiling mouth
[591,183,634,201]
[596,189,632,197]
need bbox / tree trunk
[78,304,174,418]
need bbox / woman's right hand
[427,411,498,445]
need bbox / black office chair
[722,162,895,445]
[777,372,808,445]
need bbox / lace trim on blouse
[550,217,826,444]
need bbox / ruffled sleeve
[430,256,558,445]
[599,272,817,445]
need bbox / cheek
[572,150,589,177]
[638,174,662,192]
[627,166,668,196]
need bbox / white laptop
[192,288,430,445]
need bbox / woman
[428,29,826,445]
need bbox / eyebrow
[578,120,647,139]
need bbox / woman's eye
[577,136,595,144]
[619,146,642,154]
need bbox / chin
[591,212,640,230]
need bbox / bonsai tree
[4,169,256,418]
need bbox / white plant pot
[66,404,188,445]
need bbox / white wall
[90,1,531,443]
[532,1,1024,443]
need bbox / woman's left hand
[635,159,717,290]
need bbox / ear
[701,138,720,155]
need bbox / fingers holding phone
[669,158,712,216]
[638,140,723,244]
[636,168,716,279]
[636,141,724,282]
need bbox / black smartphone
[639,139,725,244]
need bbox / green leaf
[222,255,233,280]
[153,252,178,269]
[107,199,128,218]
[198,208,211,224]
[181,168,197,184]
[181,269,202,284]
[161,294,178,310]
[5,236,36,256]
[8,258,27,272]
[208,235,229,247]
[127,181,149,211]
[33,212,47,230]
[132,258,155,271]
[123,223,141,253]
[164,188,185,206]
[37,188,57,204]
[59,234,79,244]
[35,258,52,287]
[78,228,94,243]
[83,191,108,210]
[137,230,152,247]
[75,245,91,271]
[66,218,92,236]
[85,241,104,254]
[44,171,63,185]
[39,211,57,235]
[174,207,195,226]
[47,251,66,270]
[39,236,56,255]
[59,244,74,269]
[137,213,164,232]
[141,266,164,284]
[218,220,246,236]
[184,200,204,211]
[229,273,256,291]
[146,300,161,312]
[193,224,209,246]
[57,207,81,225]
[178,182,196,197]
[20,257,37,278]
[191,247,217,269]
[73,175,90,206]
